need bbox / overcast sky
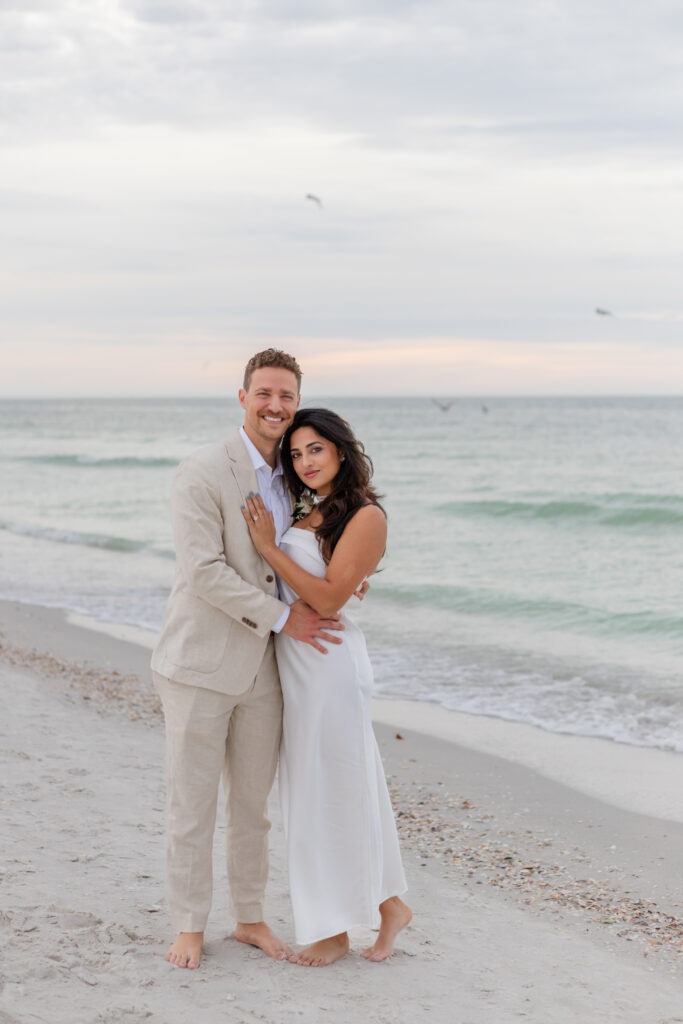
[2,0,683,396]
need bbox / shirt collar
[239,426,283,478]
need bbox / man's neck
[242,423,280,469]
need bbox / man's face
[239,366,300,446]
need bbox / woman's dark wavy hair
[281,408,385,564]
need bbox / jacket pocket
[164,592,232,674]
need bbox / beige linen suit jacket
[151,430,289,694]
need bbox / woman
[241,408,411,967]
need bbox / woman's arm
[241,495,386,617]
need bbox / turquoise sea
[1,396,681,752]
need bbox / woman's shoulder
[355,501,386,519]
[343,502,387,535]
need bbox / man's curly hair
[243,348,302,392]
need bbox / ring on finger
[253,514,259,521]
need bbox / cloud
[1,0,682,158]
[1,1,682,395]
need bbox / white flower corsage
[292,490,318,523]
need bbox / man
[151,348,343,970]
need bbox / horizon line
[2,392,683,401]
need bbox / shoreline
[4,597,683,906]
[2,596,683,1022]
[9,598,683,824]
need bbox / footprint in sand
[47,908,102,930]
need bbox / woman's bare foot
[362,897,412,962]
[289,932,349,967]
[166,931,203,969]
[234,921,292,960]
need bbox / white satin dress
[274,526,407,945]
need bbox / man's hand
[353,578,370,601]
[283,599,344,654]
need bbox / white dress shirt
[239,427,291,633]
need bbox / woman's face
[289,426,342,496]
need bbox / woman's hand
[241,492,277,556]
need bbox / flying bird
[432,399,455,412]
[305,193,323,209]
[595,307,613,316]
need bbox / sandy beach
[2,597,683,1024]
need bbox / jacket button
[266,574,274,583]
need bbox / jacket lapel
[225,429,295,519]
[224,431,258,505]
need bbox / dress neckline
[285,525,319,543]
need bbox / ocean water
[1,396,682,753]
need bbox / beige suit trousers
[154,639,282,933]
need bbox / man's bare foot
[166,931,203,969]
[362,897,412,962]
[289,932,349,967]
[234,921,292,961]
